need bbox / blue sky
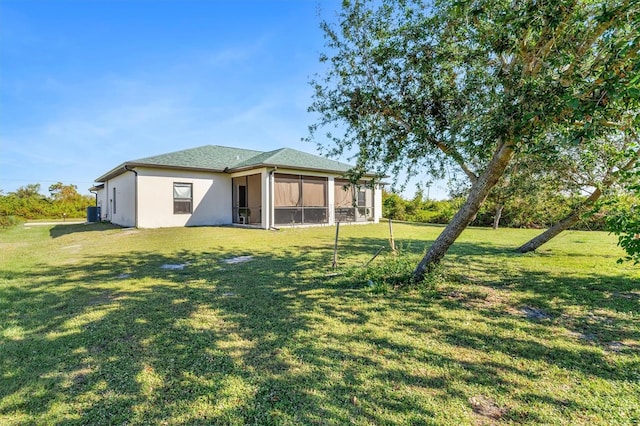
[0,0,447,199]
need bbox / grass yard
[0,222,638,425]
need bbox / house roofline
[227,162,378,178]
[94,162,227,182]
[95,161,382,183]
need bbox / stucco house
[91,145,382,229]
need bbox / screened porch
[232,174,262,226]
[274,174,328,225]
[334,179,375,222]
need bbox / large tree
[12,183,43,199]
[517,130,639,253]
[308,0,639,281]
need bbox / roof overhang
[227,162,378,178]
[95,161,381,183]
[94,162,227,182]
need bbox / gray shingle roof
[232,148,353,173]
[95,145,356,182]
[132,145,262,170]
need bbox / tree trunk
[516,146,640,253]
[516,188,602,253]
[493,204,504,230]
[412,142,514,281]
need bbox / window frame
[173,182,193,215]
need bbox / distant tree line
[0,183,95,226]
[382,190,632,232]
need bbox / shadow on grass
[1,232,638,424]
[1,244,438,424]
[49,222,122,238]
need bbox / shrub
[346,249,446,292]
[0,215,24,229]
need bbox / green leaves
[0,182,94,220]
[309,0,639,270]
[310,0,638,183]
[606,167,640,264]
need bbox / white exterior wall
[136,167,231,228]
[374,184,382,222]
[327,176,335,224]
[107,172,136,227]
[261,170,270,228]
[95,187,108,221]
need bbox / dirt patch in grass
[222,255,253,264]
[469,394,508,424]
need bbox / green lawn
[0,222,638,425]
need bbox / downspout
[89,188,98,207]
[124,166,138,228]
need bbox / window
[113,187,117,215]
[173,183,192,214]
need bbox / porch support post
[262,170,270,229]
[374,183,382,223]
[328,176,335,225]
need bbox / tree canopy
[0,183,94,221]
[309,0,639,280]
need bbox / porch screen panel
[334,179,355,222]
[356,186,374,221]
[232,177,244,195]
[302,177,327,207]
[232,177,244,224]
[334,180,354,208]
[247,173,262,224]
[274,174,300,207]
[274,174,328,224]
[301,176,327,224]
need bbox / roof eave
[94,163,128,183]
[95,162,227,182]
[227,162,378,177]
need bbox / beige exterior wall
[107,172,136,227]
[136,167,231,228]
[95,187,108,221]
